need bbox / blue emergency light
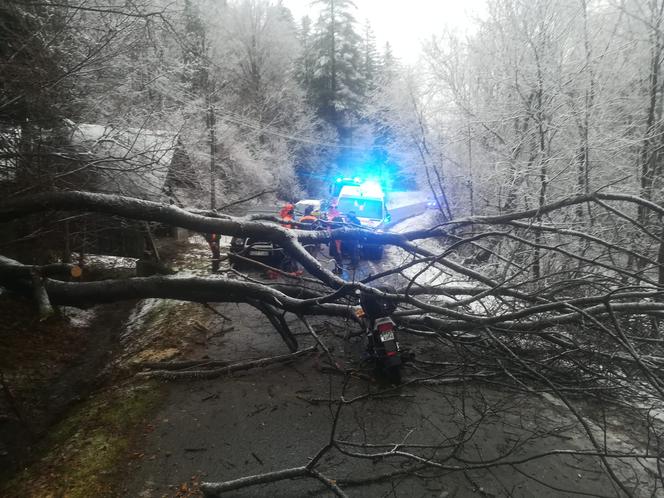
[359,180,384,197]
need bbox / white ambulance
[336,181,390,260]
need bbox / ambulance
[335,181,391,260]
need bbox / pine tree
[0,2,68,125]
[362,21,379,92]
[182,0,209,94]
[296,16,315,97]
[308,0,365,130]
[379,41,399,82]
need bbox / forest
[3,0,664,496]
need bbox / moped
[355,286,402,384]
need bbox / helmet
[359,285,397,318]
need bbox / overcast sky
[281,0,487,62]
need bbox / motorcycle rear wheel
[384,365,402,385]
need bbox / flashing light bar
[359,180,384,197]
[335,176,364,184]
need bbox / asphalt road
[122,213,656,498]
[122,308,645,497]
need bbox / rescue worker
[299,205,320,258]
[299,205,318,226]
[326,201,344,274]
[346,210,362,227]
[278,202,300,275]
[279,203,295,227]
[327,200,341,224]
[204,233,221,272]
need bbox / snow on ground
[122,298,163,340]
[634,386,664,425]
[542,392,661,480]
[380,208,662,489]
[386,209,458,288]
[73,253,137,269]
[60,307,97,328]
[117,297,189,365]
[187,233,232,249]
[383,209,503,316]
[175,234,229,277]
[388,191,432,209]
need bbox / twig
[216,189,276,211]
[299,315,340,370]
[309,469,349,497]
[202,378,351,497]
[136,347,316,380]
[201,466,308,496]
[202,303,231,321]
[139,359,231,371]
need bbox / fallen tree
[2,189,664,495]
[2,190,664,379]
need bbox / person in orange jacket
[277,202,300,275]
[299,205,318,225]
[299,205,320,258]
[279,203,295,228]
[204,232,221,272]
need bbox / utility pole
[208,98,216,210]
[467,123,474,218]
[330,0,336,114]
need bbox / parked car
[229,236,285,268]
[230,199,325,270]
[229,235,320,270]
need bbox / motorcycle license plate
[380,330,395,342]
[249,250,270,256]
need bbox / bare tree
[2,188,664,494]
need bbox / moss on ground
[0,297,85,392]
[120,298,217,367]
[1,238,221,497]
[158,235,214,274]
[3,381,165,498]
[2,295,213,497]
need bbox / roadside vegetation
[3,0,664,495]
